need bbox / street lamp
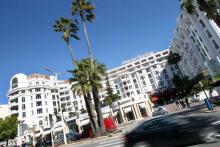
[44,67,68,145]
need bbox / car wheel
[200,129,220,143]
[134,141,152,147]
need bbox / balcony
[9,102,18,108]
[10,109,19,115]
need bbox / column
[119,106,126,123]
[131,106,137,120]
[134,104,142,118]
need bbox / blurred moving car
[152,106,168,116]
[124,116,220,147]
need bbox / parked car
[124,115,220,147]
[152,106,168,116]
[54,132,81,145]
[66,132,81,141]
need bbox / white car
[152,106,168,116]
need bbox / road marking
[97,141,124,147]
[99,138,123,145]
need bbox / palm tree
[196,0,220,27]
[72,0,95,67]
[180,0,195,14]
[168,51,184,78]
[69,59,100,135]
[53,17,80,68]
[180,0,220,27]
[71,0,106,133]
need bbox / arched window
[12,78,18,89]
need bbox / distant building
[170,0,220,79]
[0,104,9,119]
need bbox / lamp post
[44,67,67,144]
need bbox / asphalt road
[65,104,220,147]
[66,135,220,147]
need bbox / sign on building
[205,57,220,81]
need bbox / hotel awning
[138,103,145,108]
[123,107,132,113]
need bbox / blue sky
[0,0,180,104]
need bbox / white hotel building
[7,50,179,144]
[170,0,220,79]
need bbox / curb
[62,130,125,146]
[199,109,218,113]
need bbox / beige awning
[103,113,110,118]
[113,111,119,116]
[123,107,132,113]
[80,119,90,126]
[139,103,146,109]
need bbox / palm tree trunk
[81,18,94,68]
[92,85,105,133]
[67,41,78,69]
[83,92,100,136]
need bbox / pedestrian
[185,98,190,107]
[180,100,186,108]
[175,100,181,110]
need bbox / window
[150,79,154,84]
[142,81,146,86]
[152,84,156,89]
[35,88,40,92]
[36,82,39,84]
[11,78,18,89]
[52,95,55,100]
[206,30,212,38]
[39,120,43,126]
[170,67,174,71]
[37,109,43,114]
[164,74,169,79]
[21,90,25,93]
[212,40,219,49]
[148,74,152,78]
[53,101,56,106]
[199,19,205,28]
[31,96,33,100]
[31,110,34,115]
[152,65,157,69]
[135,84,139,88]
[133,79,137,83]
[148,57,153,60]
[36,94,41,99]
[136,90,140,94]
[36,101,42,107]
[22,112,26,118]
[31,103,33,108]
[22,104,25,110]
[22,97,25,102]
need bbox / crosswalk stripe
[97,141,124,147]
[99,138,123,145]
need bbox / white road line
[99,138,123,145]
[97,141,124,147]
